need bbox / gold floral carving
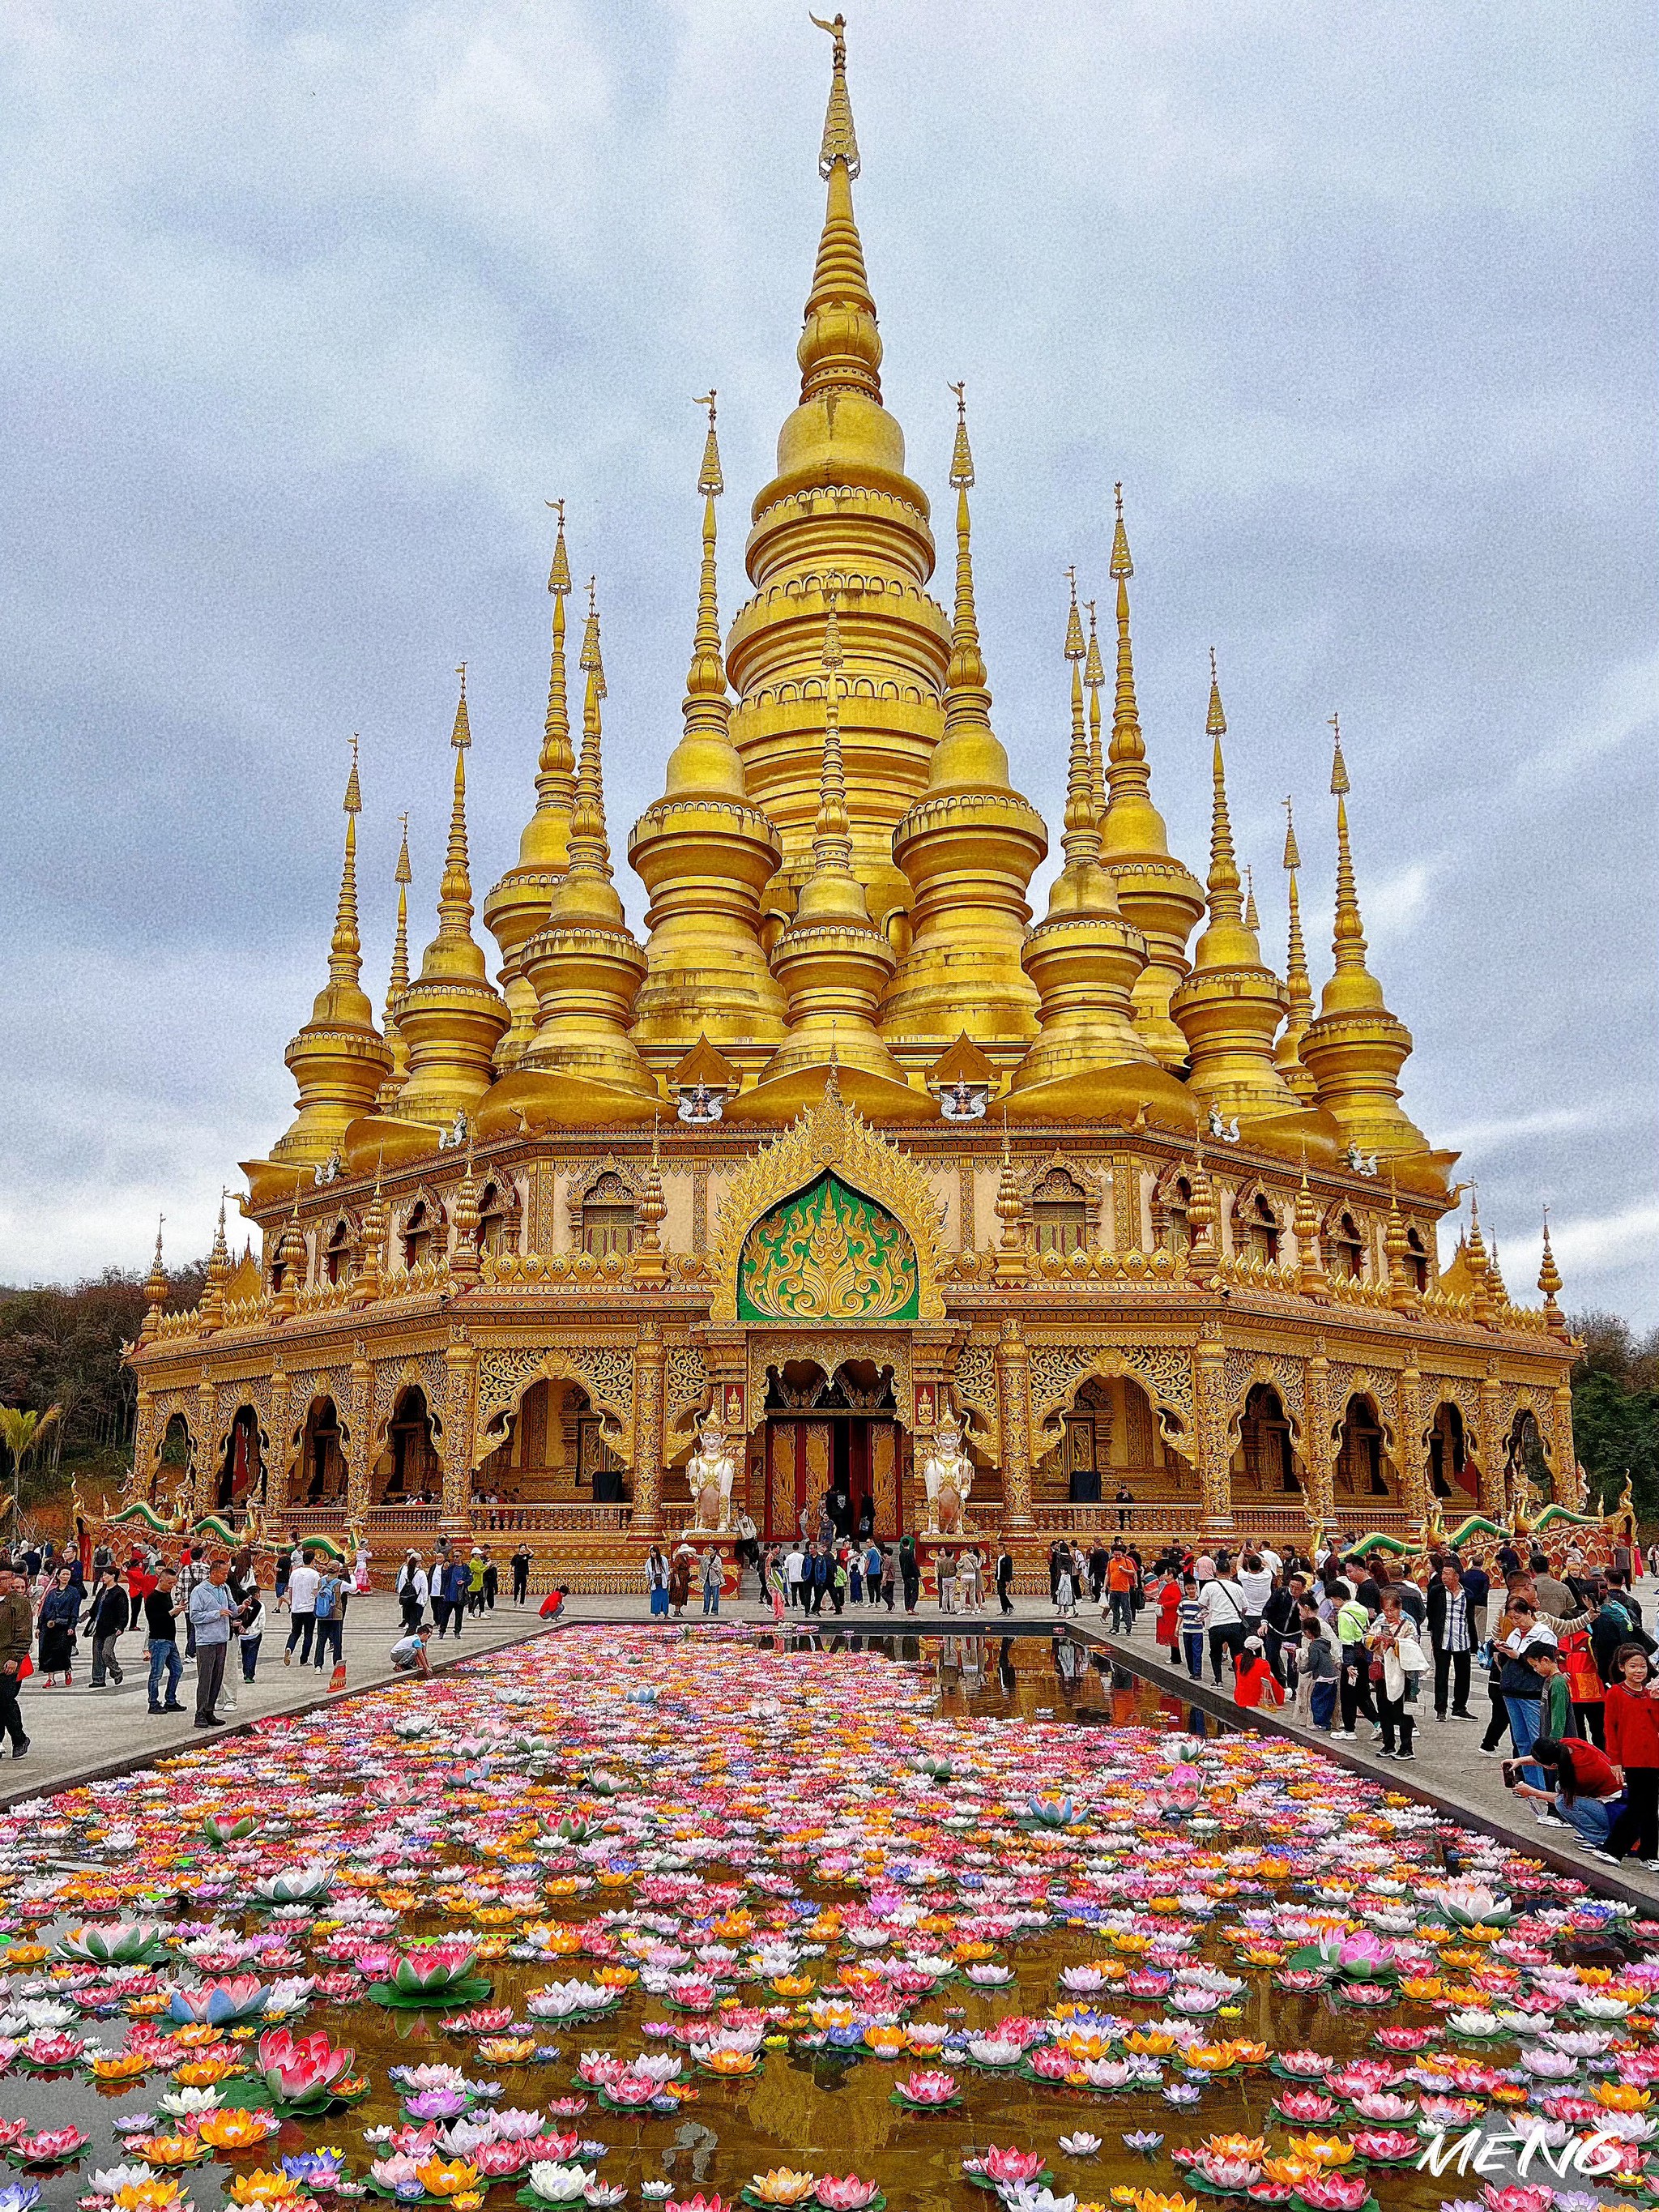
[473,1343,635,1468]
[739,1172,919,1323]
[709,1080,946,1326]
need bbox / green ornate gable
[737,1170,920,1323]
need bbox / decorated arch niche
[710,1082,946,1326]
[738,1170,920,1323]
[215,1403,266,1512]
[1335,1391,1398,1502]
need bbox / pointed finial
[1329,711,1350,795]
[567,579,613,876]
[1538,1206,1564,1321]
[811,594,853,868]
[812,11,859,177]
[579,579,603,674]
[1328,711,1371,979]
[1083,602,1104,690]
[434,666,477,937]
[948,380,974,488]
[344,732,362,814]
[1282,794,1301,873]
[1244,864,1260,933]
[693,391,723,497]
[327,735,365,989]
[546,498,570,594]
[1064,567,1085,660]
[1110,481,1132,579]
[1206,645,1226,737]
[1084,600,1107,818]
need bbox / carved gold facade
[129,21,1576,1588]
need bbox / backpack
[314,1576,339,1621]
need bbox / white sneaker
[1337,1729,1357,1740]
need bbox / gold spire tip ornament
[1206,646,1226,737]
[1282,794,1301,873]
[812,11,859,177]
[693,390,724,497]
[948,379,974,488]
[1064,567,1085,660]
[1110,480,1132,580]
[821,587,844,673]
[1329,710,1350,795]
[545,499,570,596]
[344,732,362,814]
[1084,601,1104,690]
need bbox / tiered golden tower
[139,17,1577,1585]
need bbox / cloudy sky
[1,0,1653,1319]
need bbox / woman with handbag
[1365,1588,1426,1759]
[1605,1643,1659,1864]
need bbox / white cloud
[1512,644,1659,794]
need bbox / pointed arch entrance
[215,1404,264,1513]
[759,1356,902,1544]
[1230,1382,1303,1508]
[296,1396,348,1505]
[1335,1392,1398,1504]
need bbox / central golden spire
[1095,485,1205,1068]
[1274,795,1317,1100]
[377,813,413,1107]
[629,395,787,1073]
[883,386,1046,1064]
[725,12,949,927]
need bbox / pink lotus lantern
[256,2026,356,2109]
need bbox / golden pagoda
[135,16,1578,1579]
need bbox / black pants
[512,1565,529,1603]
[432,1597,451,1638]
[1479,1675,1509,1752]
[1109,1591,1133,1634]
[1208,1622,1246,1684]
[1575,1701,1606,1749]
[998,1582,1013,1615]
[0,1670,24,1749]
[1610,1766,1659,1861]
[1376,1689,1414,1754]
[1340,1648,1377,1731]
[285,1612,315,1662]
[1433,1647,1472,1716]
[399,1591,424,1633]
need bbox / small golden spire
[1294,1155,1327,1297]
[141,1215,168,1338]
[666,393,744,799]
[389,813,412,997]
[539,499,575,801]
[1108,480,1145,772]
[1384,1173,1418,1313]
[1538,1207,1566,1333]
[327,735,365,992]
[1204,649,1244,928]
[1059,573,1102,865]
[1275,794,1316,1100]
[942,380,989,706]
[995,1114,1028,1283]
[435,668,476,940]
[1084,600,1107,818]
[1327,710,1369,980]
[568,581,613,877]
[1244,864,1260,934]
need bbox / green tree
[1570,1309,1659,1522]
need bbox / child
[238,1591,266,1684]
[1055,1556,1077,1618]
[390,1627,433,1677]
[1233,1635,1285,1710]
[1298,1607,1341,1732]
[1154,1568,1183,1663]
[1175,1574,1205,1680]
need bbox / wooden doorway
[759,1357,901,1544]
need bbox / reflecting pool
[0,1626,1651,2212]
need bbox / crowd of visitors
[1098,1526,1659,1867]
[0,1526,552,1747]
[645,1534,1021,1621]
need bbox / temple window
[324,1219,353,1285]
[582,1172,635,1258]
[1329,1211,1365,1280]
[1239,1194,1280,1264]
[1031,1168,1088,1253]
[1405,1227,1429,1293]
[403,1199,442,1270]
[479,1181,511,1257]
[1160,1176,1192,1255]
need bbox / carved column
[441,1328,476,1536]
[632,1318,665,1536]
[1397,1364,1427,1533]
[346,1344,373,1527]
[1305,1353,1335,1535]
[267,1362,288,1519]
[193,1375,217,1520]
[1478,1370,1506,1519]
[1193,1336,1233,1533]
[1552,1381,1580,1509]
[132,1387,156,1503]
[995,1317,1034,1530]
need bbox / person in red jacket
[1604,1643,1659,1863]
[1233,1635,1285,1711]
